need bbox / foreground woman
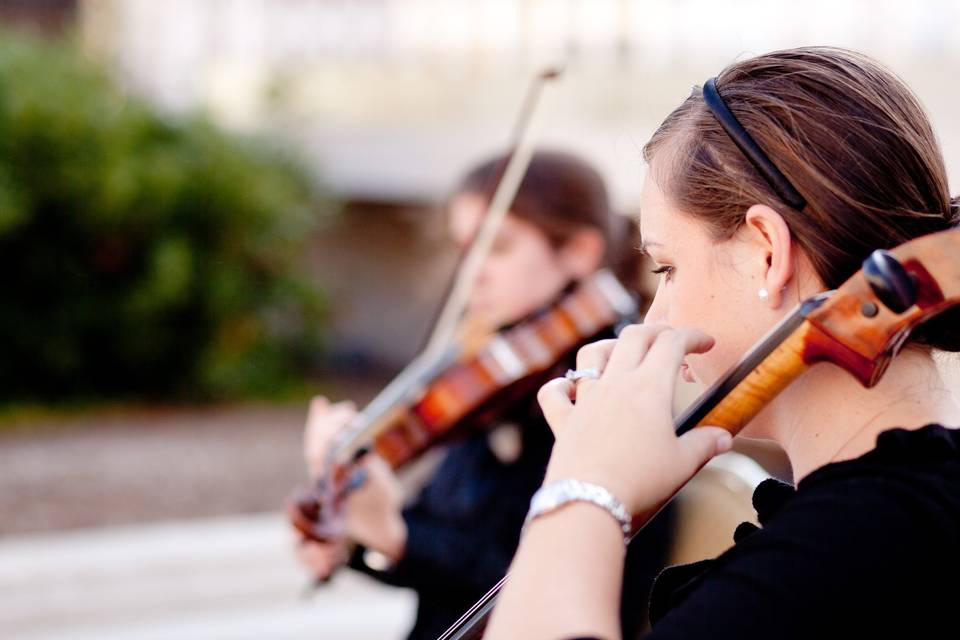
[485,47,960,640]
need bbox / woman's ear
[558,228,605,279]
[743,204,794,309]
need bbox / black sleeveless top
[573,424,960,640]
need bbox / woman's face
[448,193,573,328]
[639,169,783,389]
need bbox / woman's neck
[761,349,960,482]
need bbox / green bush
[0,29,331,402]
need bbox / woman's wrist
[485,499,625,640]
[349,511,407,562]
[526,478,633,542]
[544,452,637,514]
[524,499,625,545]
[383,517,408,562]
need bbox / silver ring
[564,367,600,382]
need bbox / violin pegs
[862,249,917,314]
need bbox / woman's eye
[651,265,674,280]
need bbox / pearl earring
[758,288,769,301]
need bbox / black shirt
[575,423,960,640]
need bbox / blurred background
[1,1,958,638]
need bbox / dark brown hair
[644,47,960,351]
[457,150,641,287]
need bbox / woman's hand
[303,396,357,478]
[537,324,732,519]
[296,538,351,581]
[294,456,408,577]
[485,325,732,640]
[293,455,407,580]
[343,454,408,561]
[298,396,406,571]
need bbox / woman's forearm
[485,326,730,639]
[484,501,626,640]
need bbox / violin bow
[437,228,960,640]
[420,66,563,358]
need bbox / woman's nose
[644,292,666,325]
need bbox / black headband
[702,77,807,211]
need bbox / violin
[436,228,960,640]
[287,269,638,543]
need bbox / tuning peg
[862,249,917,314]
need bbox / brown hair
[644,46,960,351]
[457,150,641,287]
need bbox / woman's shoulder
[755,424,960,539]
[648,425,960,634]
[804,423,960,482]
[794,423,960,518]
[683,423,960,582]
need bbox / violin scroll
[863,249,917,314]
[805,229,960,386]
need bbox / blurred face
[448,193,573,327]
[639,169,781,389]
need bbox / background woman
[297,150,675,640]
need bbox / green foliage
[0,29,331,401]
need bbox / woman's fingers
[676,426,733,473]
[297,539,347,580]
[305,398,360,475]
[604,324,671,373]
[539,325,728,519]
[305,400,357,440]
[304,396,330,443]
[309,395,330,413]
[326,400,357,424]
[572,339,617,393]
[537,377,575,435]
[575,339,617,372]
[639,328,714,391]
